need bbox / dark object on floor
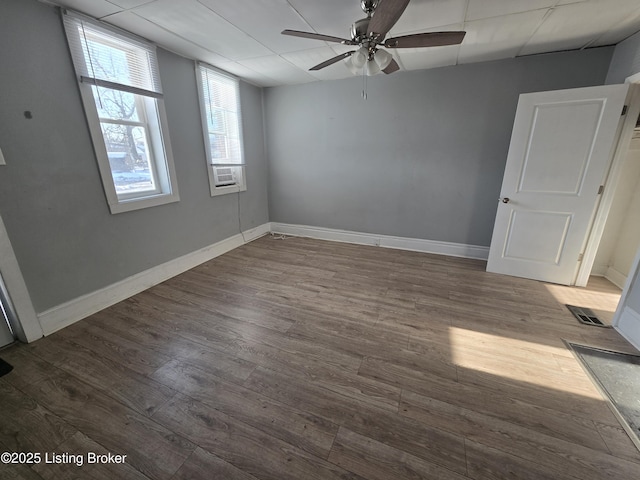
[570,343,640,449]
[0,358,13,377]
[566,304,609,327]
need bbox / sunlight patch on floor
[544,285,619,312]
[543,277,622,324]
[448,326,603,399]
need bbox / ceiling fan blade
[367,0,410,39]
[385,31,466,48]
[382,58,400,74]
[282,29,356,45]
[309,51,354,71]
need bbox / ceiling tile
[53,0,122,18]
[307,64,353,81]
[591,6,640,47]
[105,11,229,65]
[458,9,548,64]
[286,0,363,39]
[131,0,272,60]
[390,0,467,36]
[466,0,555,22]
[237,55,317,85]
[197,0,315,54]
[213,61,280,87]
[520,0,640,56]
[281,46,355,81]
[106,0,155,9]
[458,44,519,65]
[395,45,459,70]
[281,46,347,70]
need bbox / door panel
[503,211,571,264]
[519,101,603,194]
[487,84,629,285]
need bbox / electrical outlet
[0,147,5,165]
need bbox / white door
[487,84,629,285]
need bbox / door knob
[500,197,510,203]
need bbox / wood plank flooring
[1,235,639,479]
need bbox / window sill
[210,183,246,197]
[108,191,180,214]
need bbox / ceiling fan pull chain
[362,67,368,100]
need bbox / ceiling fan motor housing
[351,18,371,42]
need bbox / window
[196,63,246,196]
[63,12,179,213]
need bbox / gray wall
[0,0,268,313]
[265,48,613,247]
[606,30,640,84]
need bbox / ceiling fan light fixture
[373,49,392,70]
[344,57,360,75]
[365,59,381,76]
[345,46,368,75]
[352,47,368,68]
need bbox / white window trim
[64,11,180,214]
[195,63,247,197]
[80,86,180,213]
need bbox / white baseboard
[36,221,487,337]
[37,223,270,336]
[605,266,627,289]
[241,223,272,243]
[270,223,489,260]
[615,306,640,351]
[590,264,608,277]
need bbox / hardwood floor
[1,235,639,479]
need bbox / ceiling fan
[282,0,466,76]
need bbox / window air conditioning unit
[213,166,236,187]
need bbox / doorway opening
[583,107,640,340]
[0,273,17,349]
[546,276,623,327]
[591,113,640,293]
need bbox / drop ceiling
[43,0,640,87]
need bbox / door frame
[575,83,640,286]
[612,243,640,343]
[0,213,43,342]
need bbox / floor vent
[566,304,609,327]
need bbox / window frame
[63,12,180,214]
[195,63,246,197]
